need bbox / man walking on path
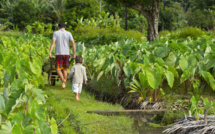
[49,23,76,89]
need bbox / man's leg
[63,70,68,82]
[56,70,64,81]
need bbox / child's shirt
[68,64,87,84]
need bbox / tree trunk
[120,0,160,42]
[142,1,159,41]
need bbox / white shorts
[72,83,83,94]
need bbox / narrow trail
[45,82,137,134]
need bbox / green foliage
[0,31,23,37]
[13,1,37,30]
[61,0,100,28]
[186,9,215,30]
[0,34,57,133]
[82,35,215,101]
[25,21,53,35]
[74,26,145,46]
[169,27,204,39]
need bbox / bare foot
[76,96,79,101]
[62,79,66,89]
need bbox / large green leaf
[50,118,58,134]
[188,54,197,68]
[3,71,10,87]
[12,122,24,134]
[123,64,131,77]
[143,55,150,65]
[180,69,192,83]
[97,71,104,81]
[129,62,140,74]
[0,95,5,110]
[139,73,148,88]
[6,89,23,114]
[40,122,51,134]
[206,55,215,70]
[24,125,34,134]
[146,69,162,89]
[167,66,178,77]
[22,113,32,127]
[179,55,188,71]
[201,71,215,90]
[3,88,9,104]
[154,46,170,58]
[165,71,174,88]
[0,121,12,134]
[29,58,42,77]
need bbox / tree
[61,0,100,29]
[104,0,160,41]
[13,1,37,30]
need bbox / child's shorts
[72,83,82,93]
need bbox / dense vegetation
[0,0,215,133]
[0,35,57,133]
[1,0,214,32]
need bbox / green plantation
[1,29,215,133]
[1,0,215,133]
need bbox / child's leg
[74,92,79,101]
[77,84,82,101]
[72,84,79,101]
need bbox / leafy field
[83,37,215,116]
[0,34,57,134]
[1,31,215,133]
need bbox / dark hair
[58,23,66,28]
[75,55,83,64]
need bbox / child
[68,55,87,101]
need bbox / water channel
[131,114,166,134]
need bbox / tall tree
[104,0,160,41]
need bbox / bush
[159,30,171,38]
[13,1,37,30]
[73,26,146,46]
[0,31,23,37]
[170,27,204,39]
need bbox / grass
[45,81,137,134]
[0,31,23,37]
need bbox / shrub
[73,26,146,46]
[159,30,170,38]
[13,1,37,30]
[170,27,204,39]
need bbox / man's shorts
[72,83,83,93]
[55,55,70,71]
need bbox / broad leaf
[50,118,58,134]
[97,71,104,81]
[179,55,188,71]
[165,71,174,88]
[0,121,12,134]
[146,69,162,89]
[139,73,148,88]
[0,95,5,110]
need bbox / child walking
[68,55,87,101]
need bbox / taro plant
[0,34,58,133]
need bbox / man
[49,23,76,89]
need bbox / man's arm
[71,40,76,58]
[49,39,56,58]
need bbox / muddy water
[131,114,165,134]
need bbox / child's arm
[83,66,87,84]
